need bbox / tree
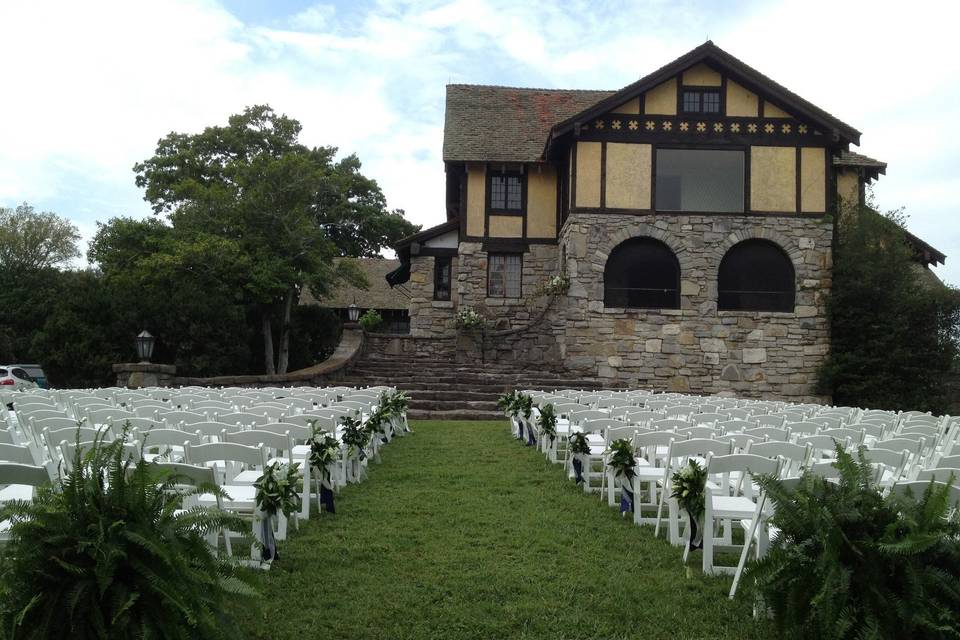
[133,105,417,374]
[0,203,80,272]
[818,199,960,412]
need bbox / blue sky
[1,1,958,282]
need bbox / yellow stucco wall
[800,147,826,213]
[643,78,677,115]
[487,215,523,238]
[837,170,860,204]
[527,166,557,238]
[611,97,640,114]
[726,80,759,117]
[466,162,485,236]
[751,146,796,212]
[605,143,652,210]
[764,102,792,119]
[682,63,722,86]
[575,141,602,207]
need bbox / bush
[358,308,383,332]
[0,428,255,638]
[744,445,960,639]
[818,200,960,412]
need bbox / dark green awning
[385,261,411,287]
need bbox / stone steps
[343,354,624,420]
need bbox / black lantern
[135,330,155,363]
[347,303,360,323]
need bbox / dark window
[681,89,721,113]
[434,256,452,301]
[488,253,522,298]
[11,368,28,380]
[655,149,744,213]
[488,172,524,213]
[702,91,720,113]
[604,237,680,309]
[718,240,795,312]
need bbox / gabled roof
[547,41,862,152]
[301,258,409,310]
[393,218,459,249]
[834,150,887,182]
[443,85,613,163]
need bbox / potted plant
[253,461,302,562]
[606,438,636,515]
[671,459,707,551]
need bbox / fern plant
[743,444,960,639]
[0,426,254,639]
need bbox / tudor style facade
[387,42,945,401]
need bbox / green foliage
[380,390,409,419]
[818,200,960,412]
[339,414,369,454]
[358,309,383,332]
[496,391,533,420]
[670,459,707,518]
[254,462,302,518]
[0,427,254,638]
[537,403,557,443]
[744,445,960,639]
[606,438,636,480]
[454,307,487,331]
[0,203,80,272]
[568,431,591,456]
[286,305,342,371]
[306,423,340,474]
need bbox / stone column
[112,363,177,388]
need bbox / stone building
[386,42,945,402]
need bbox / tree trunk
[262,311,276,375]
[277,287,296,374]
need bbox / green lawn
[236,421,766,639]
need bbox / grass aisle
[236,421,766,639]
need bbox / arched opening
[718,239,795,312]
[603,237,680,309]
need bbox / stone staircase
[338,355,622,420]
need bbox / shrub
[358,308,383,332]
[744,445,960,639]
[0,428,254,638]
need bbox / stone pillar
[112,363,177,389]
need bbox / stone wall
[557,213,832,402]
[398,213,833,402]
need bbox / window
[655,149,744,213]
[718,239,795,312]
[681,88,721,114]
[488,172,524,213]
[488,253,522,298]
[433,256,452,301]
[604,237,680,309]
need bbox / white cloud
[1,0,959,283]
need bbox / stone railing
[115,327,365,389]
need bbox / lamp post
[135,330,155,364]
[348,302,360,323]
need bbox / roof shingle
[301,258,408,310]
[443,85,613,163]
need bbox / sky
[1,0,958,282]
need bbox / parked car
[8,364,48,389]
[0,365,42,390]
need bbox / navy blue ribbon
[686,509,703,551]
[526,424,536,447]
[516,420,525,441]
[620,480,634,514]
[573,457,584,484]
[260,514,278,561]
[320,485,336,514]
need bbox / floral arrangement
[532,273,570,298]
[381,390,409,418]
[496,390,533,419]
[254,461,302,519]
[339,414,369,457]
[537,403,557,443]
[306,423,340,472]
[670,459,707,518]
[606,438,636,481]
[568,431,591,456]
[454,307,487,331]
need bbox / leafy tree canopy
[0,203,80,272]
